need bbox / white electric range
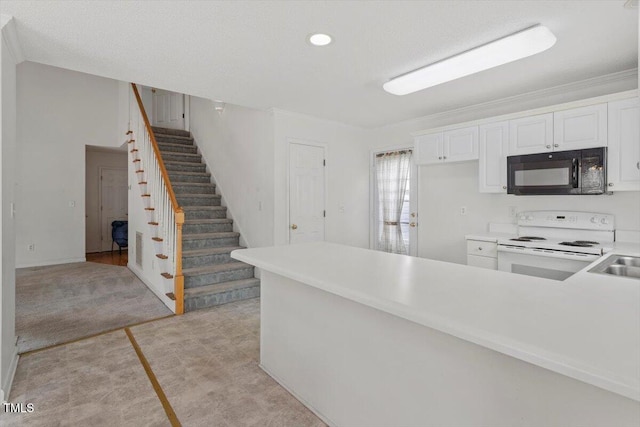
[497,211,614,281]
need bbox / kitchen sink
[589,255,640,280]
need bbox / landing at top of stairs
[151,126,191,138]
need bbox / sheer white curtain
[375,150,412,255]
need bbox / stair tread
[157,142,195,149]
[167,171,211,176]
[177,193,221,198]
[172,181,214,186]
[154,133,193,141]
[164,160,204,165]
[184,219,232,224]
[183,261,253,276]
[184,278,260,298]
[182,206,226,211]
[182,231,240,240]
[183,246,244,257]
[162,151,201,158]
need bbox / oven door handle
[497,245,600,261]
[573,158,579,188]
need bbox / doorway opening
[371,148,417,256]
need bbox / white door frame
[286,138,328,244]
[98,167,128,252]
[369,146,418,256]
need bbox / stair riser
[183,252,234,269]
[185,267,255,289]
[177,196,221,206]
[183,223,233,234]
[184,285,260,312]
[161,153,202,163]
[155,136,194,145]
[167,173,211,183]
[173,184,216,194]
[152,127,191,138]
[184,209,227,220]
[165,163,207,173]
[158,144,197,154]
[183,236,239,250]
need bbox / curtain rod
[376,149,413,158]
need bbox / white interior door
[100,168,128,251]
[152,89,185,130]
[289,143,325,244]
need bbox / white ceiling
[1,1,637,128]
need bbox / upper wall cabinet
[479,121,509,193]
[508,113,553,155]
[415,126,478,165]
[607,97,640,192]
[553,103,608,150]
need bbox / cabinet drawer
[466,240,497,257]
[467,254,498,270]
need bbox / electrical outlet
[68,201,76,208]
[27,244,35,252]
[258,201,262,211]
[339,206,345,213]
[460,206,467,215]
[509,206,518,218]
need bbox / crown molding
[388,68,638,133]
[0,15,25,64]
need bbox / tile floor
[0,299,326,427]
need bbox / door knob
[291,224,298,230]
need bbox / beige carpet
[16,262,173,354]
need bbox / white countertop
[232,242,640,402]
[465,232,515,242]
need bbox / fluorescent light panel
[383,25,557,96]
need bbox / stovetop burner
[574,240,600,245]
[510,236,547,242]
[559,241,597,247]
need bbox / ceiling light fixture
[308,33,332,46]
[383,25,557,96]
[213,100,226,114]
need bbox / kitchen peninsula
[232,242,640,427]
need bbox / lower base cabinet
[466,240,498,270]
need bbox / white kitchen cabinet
[414,132,443,164]
[509,113,553,155]
[443,126,479,162]
[479,121,509,193]
[554,103,607,150]
[607,97,640,192]
[466,240,498,270]
[415,126,478,165]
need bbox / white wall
[273,110,370,248]
[368,79,640,265]
[85,147,128,253]
[189,97,275,248]
[0,15,19,402]
[15,62,122,267]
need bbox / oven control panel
[517,211,614,231]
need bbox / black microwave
[507,147,606,195]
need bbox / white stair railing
[128,83,185,314]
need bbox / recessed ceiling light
[308,33,332,47]
[383,25,557,96]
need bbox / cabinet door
[479,121,509,193]
[467,254,498,270]
[509,113,553,155]
[415,133,443,165]
[607,98,640,192]
[443,126,478,162]
[554,103,607,150]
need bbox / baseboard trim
[2,347,19,402]
[127,263,176,313]
[259,363,336,427]
[16,257,86,269]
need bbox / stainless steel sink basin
[589,255,640,280]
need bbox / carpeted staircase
[151,126,260,312]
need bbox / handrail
[131,83,183,217]
[130,83,185,314]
